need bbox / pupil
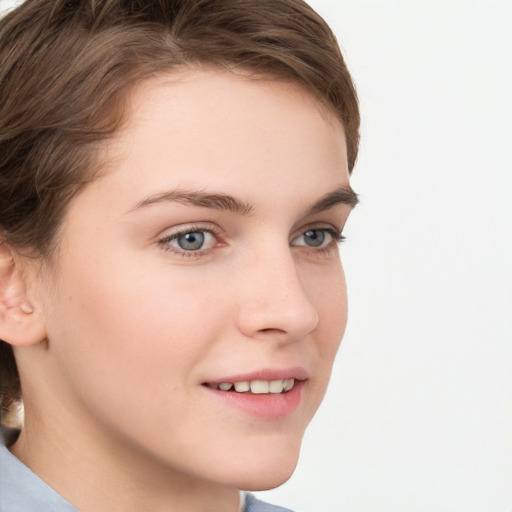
[304,230,324,247]
[178,232,205,250]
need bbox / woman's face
[33,68,356,490]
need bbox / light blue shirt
[0,428,293,512]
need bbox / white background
[257,2,512,511]
[1,1,511,511]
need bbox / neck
[11,409,241,512]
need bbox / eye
[159,229,217,253]
[291,228,344,249]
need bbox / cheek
[311,258,348,350]
[43,256,228,408]
[308,260,347,398]
[324,267,348,350]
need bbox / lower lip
[202,380,306,419]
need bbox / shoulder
[244,493,297,512]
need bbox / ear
[0,242,46,346]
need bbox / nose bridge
[235,240,319,341]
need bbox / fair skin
[5,67,356,512]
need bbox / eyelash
[157,224,222,258]
[312,229,346,250]
[303,228,346,257]
[157,225,345,259]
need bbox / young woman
[0,1,359,510]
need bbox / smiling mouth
[204,378,296,394]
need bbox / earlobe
[0,242,46,347]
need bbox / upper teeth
[211,379,295,394]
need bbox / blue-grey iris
[177,232,205,250]
[303,230,325,247]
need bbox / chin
[234,464,298,492]
[220,437,302,491]
[238,469,296,492]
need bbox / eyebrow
[130,189,254,215]
[129,185,358,216]
[302,186,359,216]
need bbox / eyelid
[155,221,345,259]
[289,227,346,267]
[291,227,343,244]
[157,222,221,240]
[157,222,224,257]
[291,220,343,239]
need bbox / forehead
[124,66,341,125]
[71,66,351,229]
[105,67,348,180]
[120,68,343,141]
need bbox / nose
[234,246,319,343]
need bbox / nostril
[259,328,286,334]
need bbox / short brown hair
[0,0,359,421]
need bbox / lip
[204,367,309,386]
[201,367,308,420]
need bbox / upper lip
[203,367,309,385]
